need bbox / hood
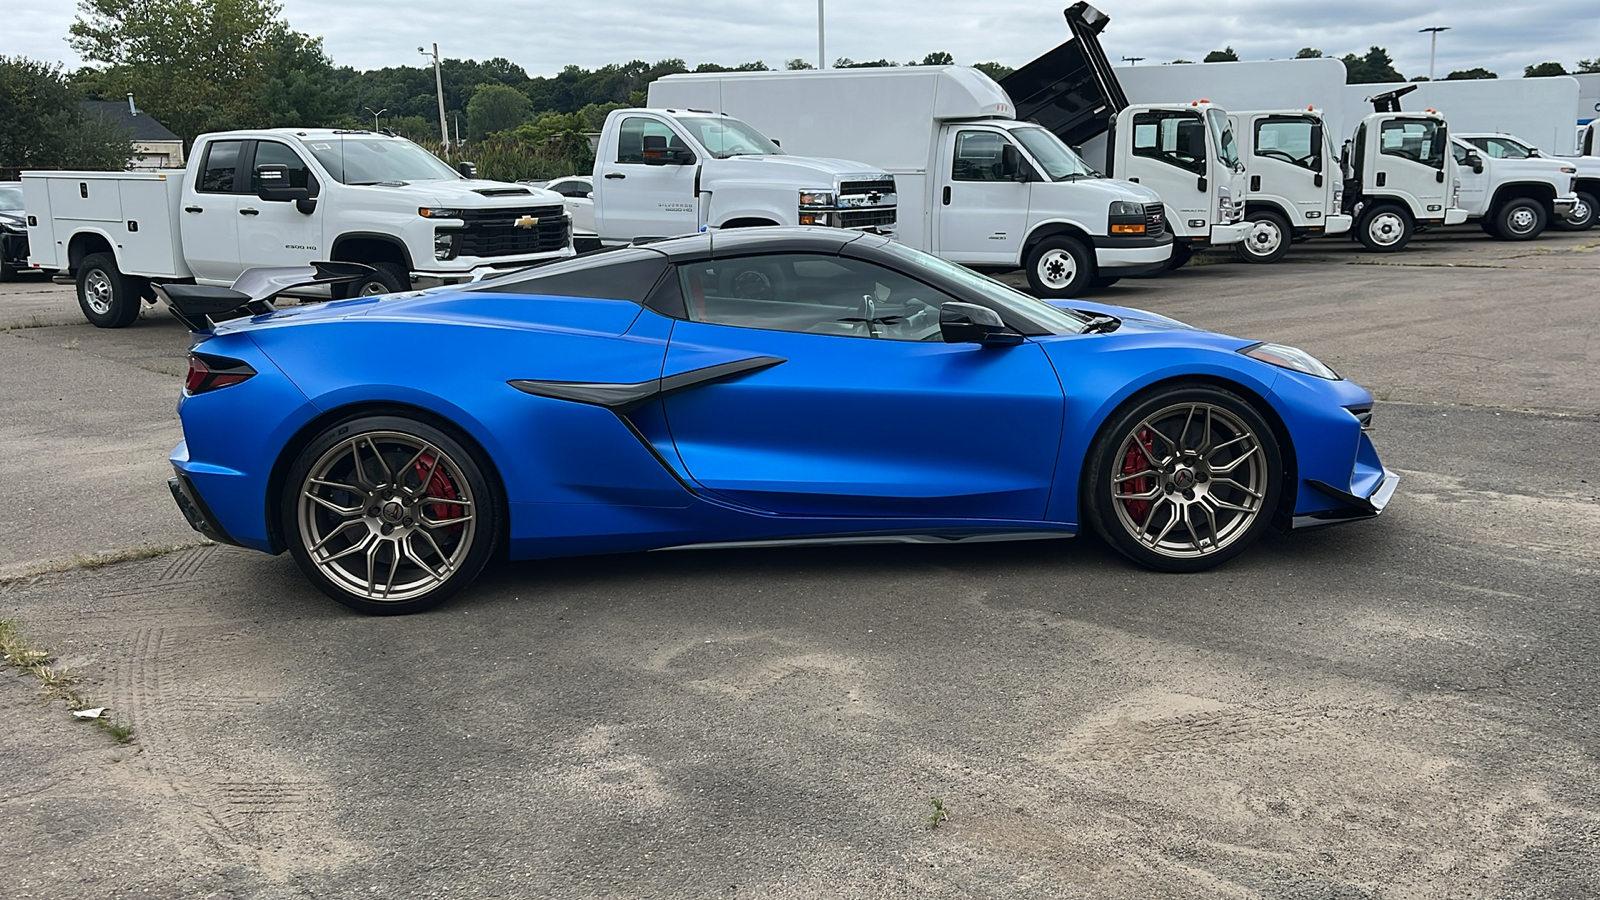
[353,178,565,209]
[1033,176,1161,205]
[710,154,891,183]
[0,209,23,227]
[1048,298,1204,334]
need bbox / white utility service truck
[587,108,897,248]
[647,66,1171,297]
[1449,134,1580,238]
[1338,88,1468,251]
[998,4,1251,270]
[25,128,574,327]
[1228,109,1352,263]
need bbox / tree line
[1190,45,1599,83]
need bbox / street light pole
[419,43,450,158]
[1419,26,1449,80]
[818,0,826,69]
[363,106,387,132]
[1121,56,1145,66]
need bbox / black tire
[1493,197,1546,241]
[1084,384,1283,573]
[282,414,500,615]
[1023,235,1094,298]
[75,252,141,328]
[1090,275,1121,290]
[0,262,15,282]
[337,261,409,299]
[1551,191,1596,232]
[1165,243,1193,271]
[1355,204,1413,252]
[1479,219,1503,238]
[1234,209,1292,264]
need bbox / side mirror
[642,134,694,166]
[1000,144,1028,182]
[256,164,314,214]
[457,161,478,178]
[940,301,1023,345]
[771,138,781,147]
[1465,151,1484,174]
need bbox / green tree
[1169,59,1194,65]
[835,58,898,68]
[972,61,1014,81]
[785,58,815,71]
[1204,47,1239,62]
[466,82,531,138]
[918,51,955,66]
[1445,67,1497,80]
[1579,59,1600,73]
[1295,48,1324,59]
[1341,46,1403,83]
[0,56,132,169]
[1524,61,1569,77]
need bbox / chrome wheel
[1244,219,1283,258]
[1506,206,1538,236]
[1567,195,1592,228]
[1366,211,1406,248]
[83,268,114,315]
[297,431,478,603]
[1108,402,1269,560]
[1037,248,1079,290]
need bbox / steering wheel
[730,268,772,299]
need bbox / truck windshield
[1011,127,1099,180]
[304,136,462,185]
[674,117,784,158]
[1207,110,1241,169]
[875,241,1093,335]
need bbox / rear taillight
[185,352,256,395]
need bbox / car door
[554,178,596,233]
[179,138,246,284]
[936,129,1032,264]
[1452,142,1488,213]
[238,139,324,269]
[659,251,1065,520]
[595,116,699,240]
[1250,115,1324,221]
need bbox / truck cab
[1341,99,1468,251]
[1230,109,1353,263]
[1476,132,1597,232]
[589,109,896,246]
[1450,133,1579,239]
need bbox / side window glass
[952,131,1007,181]
[1254,119,1318,171]
[1131,112,1205,175]
[198,140,245,194]
[676,253,956,341]
[616,117,680,165]
[251,141,319,196]
[1379,119,1443,168]
[1451,142,1470,165]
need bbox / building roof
[79,100,181,142]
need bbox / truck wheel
[1165,243,1193,271]
[339,262,409,298]
[1356,205,1412,252]
[1024,236,1094,298]
[1494,198,1546,241]
[1552,192,1595,232]
[76,252,141,328]
[1235,210,1291,263]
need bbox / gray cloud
[8,0,1597,81]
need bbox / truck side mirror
[939,301,1023,345]
[256,164,314,214]
[457,161,478,178]
[642,134,694,166]
[1000,144,1029,182]
[1465,151,1484,174]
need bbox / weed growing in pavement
[0,542,202,586]
[926,797,950,829]
[0,619,134,746]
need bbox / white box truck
[648,66,1171,297]
[1228,109,1352,263]
[25,128,575,327]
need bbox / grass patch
[0,541,203,586]
[0,619,135,746]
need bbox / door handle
[1197,175,1208,192]
[1314,173,1324,188]
[1376,172,1387,187]
[604,172,626,180]
[1249,175,1261,192]
[239,208,260,216]
[1436,170,1445,183]
[184,206,203,213]
[942,185,951,205]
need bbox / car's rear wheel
[283,415,498,615]
[76,252,141,328]
[1085,385,1282,572]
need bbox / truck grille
[839,177,896,197]
[838,208,897,229]
[455,206,570,258]
[1144,203,1166,237]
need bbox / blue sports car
[165,228,1395,615]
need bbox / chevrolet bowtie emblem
[514,215,539,228]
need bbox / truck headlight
[798,212,836,227]
[434,231,458,260]
[419,207,463,218]
[798,190,835,208]
[1108,201,1146,234]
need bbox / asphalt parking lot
[2,230,1598,899]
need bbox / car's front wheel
[283,415,499,615]
[1024,235,1094,298]
[1493,197,1546,241]
[1085,385,1282,572]
[1356,205,1412,252]
[1553,191,1596,232]
[1235,209,1291,263]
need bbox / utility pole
[1121,56,1145,66]
[818,0,826,69]
[363,106,387,132]
[420,43,449,158]
[1419,26,1449,80]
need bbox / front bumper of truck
[1208,221,1253,247]
[1095,232,1174,275]
[1324,214,1353,236]
[1445,208,1469,225]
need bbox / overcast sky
[9,0,1598,82]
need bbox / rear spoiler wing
[999,3,1128,149]
[159,261,374,331]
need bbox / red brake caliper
[413,454,463,535]
[1119,429,1157,525]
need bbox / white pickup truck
[24,128,574,327]
[589,108,898,246]
[1449,133,1578,240]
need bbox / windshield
[304,136,462,185]
[0,184,22,210]
[1207,109,1241,169]
[1011,127,1099,180]
[875,241,1092,335]
[674,116,784,158]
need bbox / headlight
[418,207,463,218]
[1108,200,1146,234]
[1240,342,1340,380]
[798,190,835,208]
[433,231,458,260]
[1108,201,1142,217]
